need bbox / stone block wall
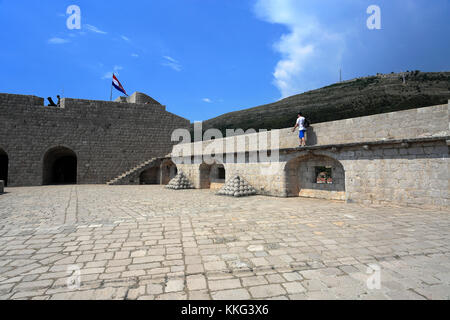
[174,103,449,155]
[176,160,286,196]
[221,162,285,196]
[306,103,449,145]
[114,92,161,105]
[0,93,44,107]
[176,163,203,188]
[171,103,449,209]
[282,141,449,208]
[176,139,448,209]
[0,93,190,186]
[338,141,449,208]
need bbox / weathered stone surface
[0,92,190,187]
[174,102,450,209]
[0,185,449,300]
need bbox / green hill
[197,71,450,136]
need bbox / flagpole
[110,73,113,101]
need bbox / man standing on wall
[292,112,307,147]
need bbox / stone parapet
[173,103,449,156]
[0,93,44,107]
[0,93,190,186]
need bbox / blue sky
[0,0,449,121]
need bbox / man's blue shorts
[299,130,306,139]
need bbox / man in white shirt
[292,112,306,147]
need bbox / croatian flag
[112,74,128,96]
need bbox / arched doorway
[139,166,160,185]
[199,162,225,189]
[0,149,8,187]
[160,160,177,185]
[285,154,345,200]
[43,147,77,185]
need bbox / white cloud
[102,72,113,80]
[162,56,182,72]
[131,53,139,58]
[84,24,107,34]
[254,0,345,98]
[48,37,69,44]
[202,98,212,103]
[121,35,130,41]
[102,66,123,79]
[163,56,177,63]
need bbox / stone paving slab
[0,185,449,300]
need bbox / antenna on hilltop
[339,68,342,82]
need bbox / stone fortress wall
[178,103,449,154]
[0,89,448,210]
[171,103,450,209]
[0,92,190,187]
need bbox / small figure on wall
[292,112,309,147]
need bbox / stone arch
[160,159,178,185]
[43,146,77,185]
[199,161,226,189]
[139,166,160,185]
[285,154,345,200]
[0,148,8,187]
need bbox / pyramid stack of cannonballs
[217,175,257,197]
[165,171,194,190]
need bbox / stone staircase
[106,157,161,185]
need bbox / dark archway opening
[43,147,77,185]
[218,166,225,180]
[139,166,160,185]
[161,160,178,185]
[199,162,225,189]
[199,163,212,189]
[0,149,8,187]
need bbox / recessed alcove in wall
[161,159,177,185]
[0,149,8,186]
[43,146,77,185]
[199,162,226,189]
[139,166,160,185]
[285,155,345,200]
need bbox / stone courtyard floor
[0,185,449,300]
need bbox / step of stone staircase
[106,157,160,185]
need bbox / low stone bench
[0,180,4,194]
